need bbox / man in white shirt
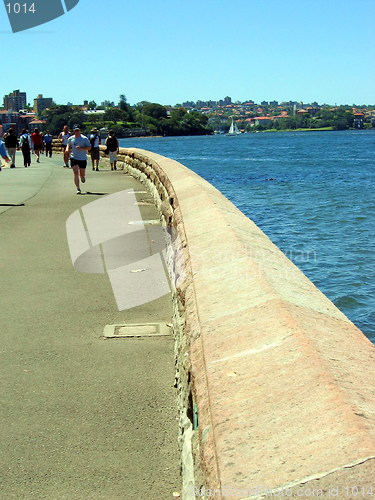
[66,125,91,194]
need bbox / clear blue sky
[1,0,374,106]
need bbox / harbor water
[119,131,375,343]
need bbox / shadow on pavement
[0,203,25,206]
[83,192,108,196]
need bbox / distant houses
[1,89,51,136]
[0,109,41,135]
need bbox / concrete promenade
[0,155,180,499]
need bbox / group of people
[0,128,53,169]
[0,125,120,194]
[59,126,120,173]
[61,125,120,194]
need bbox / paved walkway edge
[102,145,374,499]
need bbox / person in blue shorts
[66,125,91,194]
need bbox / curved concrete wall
[115,147,375,498]
[62,142,375,497]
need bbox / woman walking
[19,129,32,168]
[105,130,119,170]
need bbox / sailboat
[227,117,241,135]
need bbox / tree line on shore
[43,97,212,137]
[41,97,372,137]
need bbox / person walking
[19,129,32,168]
[31,128,43,162]
[3,128,18,168]
[58,125,71,167]
[43,130,53,157]
[0,139,11,171]
[89,127,101,171]
[105,130,119,171]
[66,125,91,194]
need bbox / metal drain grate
[103,322,172,338]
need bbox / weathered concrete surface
[114,147,375,499]
[0,154,180,499]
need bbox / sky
[1,0,374,107]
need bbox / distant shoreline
[119,135,164,139]
[118,128,374,141]
[209,129,336,135]
[244,127,373,134]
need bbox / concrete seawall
[54,141,375,498]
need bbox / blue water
[119,131,375,343]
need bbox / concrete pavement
[0,154,180,499]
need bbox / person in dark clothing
[43,130,53,157]
[3,128,18,168]
[89,127,101,171]
[105,130,119,171]
[19,129,32,167]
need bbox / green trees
[170,107,187,121]
[44,105,86,134]
[42,97,214,137]
[272,115,308,130]
[103,108,128,123]
[117,95,135,122]
[330,108,354,130]
[131,102,164,135]
[159,111,211,136]
[87,100,97,110]
[142,102,168,120]
[118,94,128,111]
[124,102,212,136]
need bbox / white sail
[228,117,241,135]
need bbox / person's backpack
[21,134,30,149]
[90,133,98,148]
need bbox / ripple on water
[334,295,366,309]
